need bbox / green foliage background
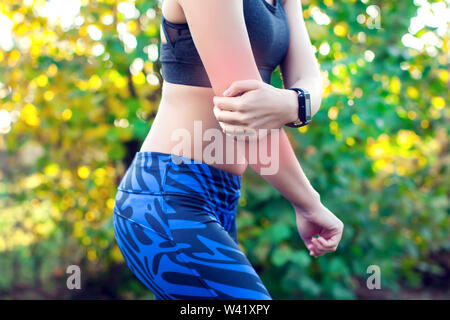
[0,0,448,299]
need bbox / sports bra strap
[161,15,190,49]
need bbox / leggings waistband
[117,151,242,213]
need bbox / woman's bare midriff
[139,81,248,176]
[140,1,248,176]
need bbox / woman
[112,0,343,300]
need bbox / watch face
[304,92,311,120]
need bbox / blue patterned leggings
[112,151,272,300]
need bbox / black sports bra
[160,0,290,87]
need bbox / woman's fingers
[317,236,338,251]
[305,235,340,258]
[213,105,247,125]
[213,95,244,112]
[223,79,261,97]
[306,243,319,257]
[308,236,339,257]
[214,108,273,134]
[324,235,342,251]
[309,238,329,256]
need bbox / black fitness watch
[285,87,312,128]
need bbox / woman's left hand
[212,79,299,135]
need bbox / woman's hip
[112,151,242,240]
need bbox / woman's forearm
[245,76,323,209]
[246,128,321,211]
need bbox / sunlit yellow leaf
[407,110,417,120]
[36,74,48,87]
[346,137,355,146]
[406,86,419,99]
[351,114,360,124]
[44,163,60,178]
[396,130,418,149]
[43,90,54,101]
[132,72,146,85]
[431,96,445,110]
[438,69,448,83]
[8,49,20,67]
[106,198,115,210]
[298,126,308,133]
[389,76,401,94]
[333,22,348,37]
[46,64,58,77]
[89,74,102,90]
[21,103,40,126]
[77,166,90,179]
[61,108,72,121]
[82,236,91,246]
[328,106,339,120]
[87,248,97,261]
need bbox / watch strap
[285,88,310,128]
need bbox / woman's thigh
[113,211,272,300]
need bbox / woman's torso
[140,0,287,176]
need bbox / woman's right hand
[212,80,300,134]
[293,202,344,258]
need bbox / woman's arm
[248,0,323,210]
[212,0,323,132]
[177,0,261,96]
[205,0,323,210]
[176,0,342,257]
[280,0,323,116]
[246,128,321,210]
[249,131,344,258]
[177,0,319,204]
